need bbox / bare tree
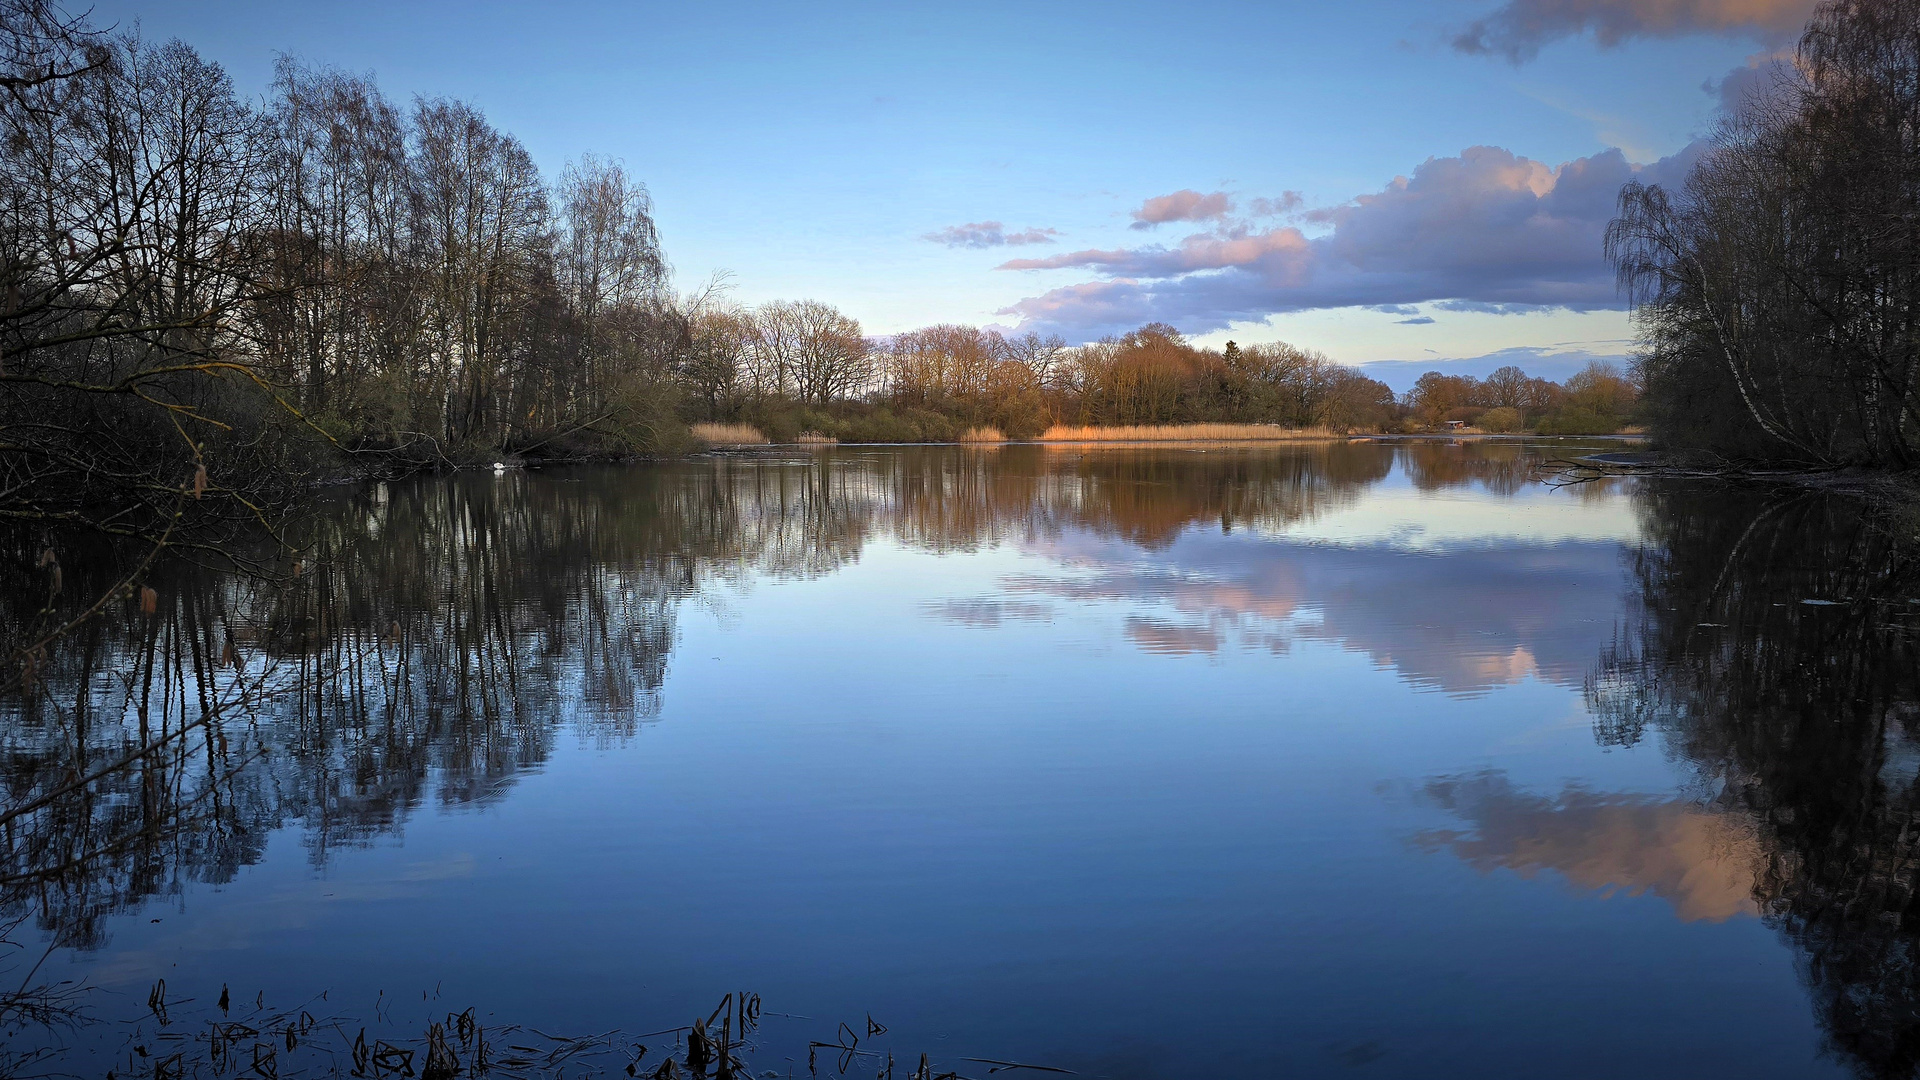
[677,276,750,419]
[754,300,868,407]
[556,153,666,409]
[1609,0,1920,465]
[408,97,551,446]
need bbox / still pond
[8,440,1918,1079]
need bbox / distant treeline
[682,312,1638,443]
[1397,361,1638,435]
[1609,0,1920,467]
[688,320,1403,443]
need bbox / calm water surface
[11,441,1919,1078]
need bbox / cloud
[1129,189,1235,229]
[923,221,1059,249]
[1249,192,1304,217]
[997,143,1703,341]
[1397,316,1437,325]
[1453,0,1817,62]
[1355,346,1634,392]
[1706,47,1797,120]
[999,227,1314,276]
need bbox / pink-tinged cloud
[997,142,1703,341]
[1129,189,1234,229]
[1249,192,1304,217]
[923,221,1059,249]
[1455,0,1818,61]
[998,227,1313,278]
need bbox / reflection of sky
[1270,481,1641,551]
[904,452,1651,697]
[45,454,1848,1080]
[999,529,1634,697]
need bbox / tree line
[0,0,683,554]
[1610,0,1920,466]
[680,316,1408,441]
[682,310,1637,443]
[1401,360,1639,434]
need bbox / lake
[7,440,1917,1079]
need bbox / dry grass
[691,422,768,446]
[958,426,1006,443]
[1037,423,1340,442]
[794,431,838,444]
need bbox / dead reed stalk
[690,422,769,446]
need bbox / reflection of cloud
[1412,772,1762,923]
[1008,531,1628,696]
[923,598,1054,628]
[1125,616,1221,655]
[1468,645,1539,684]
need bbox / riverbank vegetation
[1398,360,1640,435]
[682,318,1637,445]
[1609,0,1920,467]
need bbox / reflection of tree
[0,440,1533,963]
[1588,482,1920,1079]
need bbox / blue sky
[88,0,1811,384]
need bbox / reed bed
[1037,422,1339,442]
[794,431,838,444]
[60,984,1004,1080]
[691,422,769,445]
[958,426,1007,443]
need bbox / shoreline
[316,431,1650,485]
[693,431,1647,452]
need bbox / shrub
[1479,407,1524,433]
[1536,407,1619,435]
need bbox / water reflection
[0,444,1613,945]
[1407,481,1920,1077]
[0,443,1424,953]
[1412,771,1764,923]
[1581,484,1920,1078]
[12,442,1920,1077]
